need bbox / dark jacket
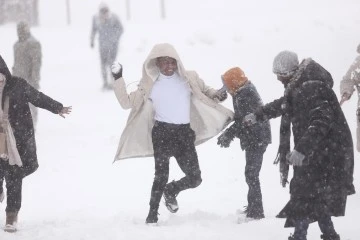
[228,81,271,150]
[255,58,355,227]
[0,55,63,177]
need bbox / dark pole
[126,0,131,20]
[66,0,71,25]
[160,0,165,19]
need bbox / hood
[0,55,12,81]
[286,58,333,92]
[142,43,187,81]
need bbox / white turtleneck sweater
[149,72,191,124]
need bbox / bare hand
[59,106,72,118]
[340,93,351,106]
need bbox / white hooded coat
[113,43,234,161]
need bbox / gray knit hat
[273,50,299,77]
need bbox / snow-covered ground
[0,0,359,239]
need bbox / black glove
[215,87,227,101]
[217,129,234,148]
[111,62,123,80]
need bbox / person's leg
[99,48,108,88]
[318,216,340,240]
[172,127,202,194]
[146,125,173,223]
[357,117,360,152]
[5,166,22,213]
[4,165,22,232]
[244,145,266,218]
[0,161,5,202]
[292,218,310,240]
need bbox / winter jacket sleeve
[340,56,360,97]
[16,77,63,114]
[113,77,144,109]
[294,82,335,156]
[191,72,219,100]
[254,96,285,122]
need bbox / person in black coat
[244,51,355,240]
[0,55,71,232]
[217,67,271,219]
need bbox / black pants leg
[0,161,23,212]
[149,124,173,209]
[245,145,266,217]
[293,218,309,240]
[173,127,202,193]
[149,123,202,209]
[318,216,338,237]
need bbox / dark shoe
[163,182,179,213]
[4,211,18,233]
[321,233,340,240]
[145,208,159,225]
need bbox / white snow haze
[0,0,359,239]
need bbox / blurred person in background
[90,2,124,91]
[339,43,360,152]
[217,67,271,220]
[243,50,355,240]
[111,43,232,225]
[0,55,71,233]
[12,21,42,129]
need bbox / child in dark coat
[217,67,271,219]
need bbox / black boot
[163,181,179,213]
[145,207,159,225]
[320,233,340,240]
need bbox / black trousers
[244,144,267,217]
[149,121,202,209]
[0,160,23,212]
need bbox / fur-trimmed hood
[285,58,333,95]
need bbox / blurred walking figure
[12,21,42,129]
[340,43,360,152]
[111,43,233,225]
[0,55,71,233]
[244,51,355,240]
[90,2,124,90]
[217,67,271,220]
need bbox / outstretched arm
[340,56,360,104]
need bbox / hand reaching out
[59,106,72,118]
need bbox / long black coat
[0,56,63,177]
[228,81,271,150]
[255,58,355,227]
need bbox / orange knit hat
[222,67,248,93]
